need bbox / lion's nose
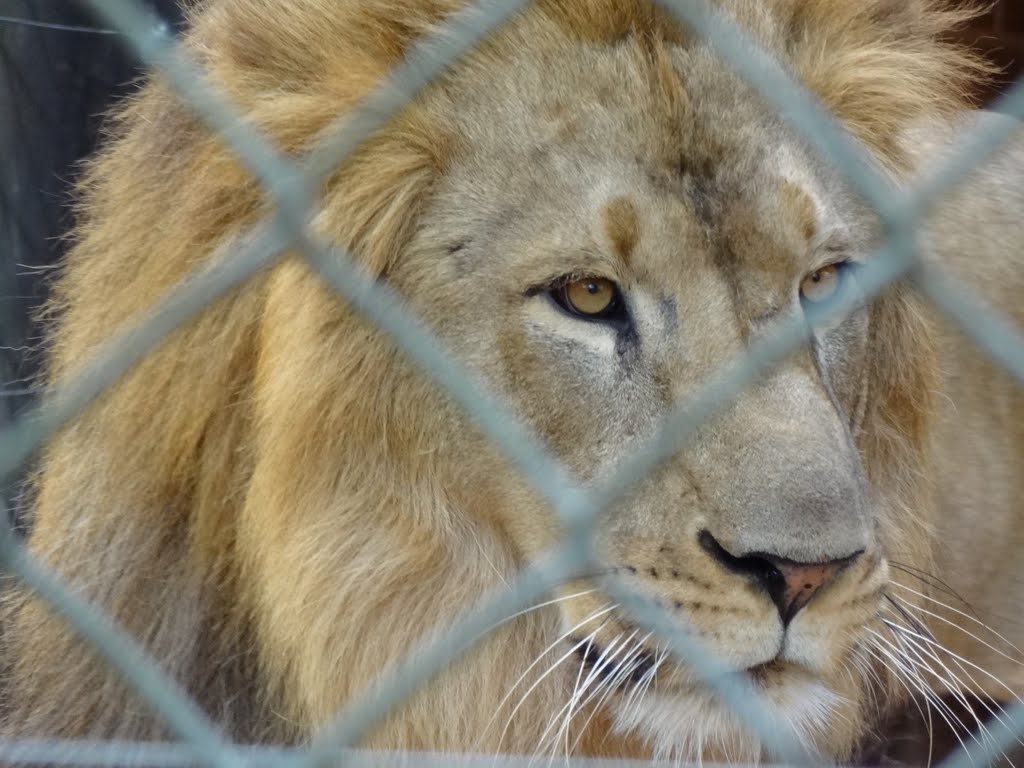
[698,530,861,625]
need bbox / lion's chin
[609,674,846,763]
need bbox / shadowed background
[0,1,184,510]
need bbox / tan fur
[780,182,817,243]
[2,0,1015,763]
[602,197,642,264]
[900,111,1024,699]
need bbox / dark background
[960,0,1024,104]
[0,1,184,508]
[0,2,1021,508]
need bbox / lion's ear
[312,110,453,277]
[784,0,991,175]
[190,0,459,279]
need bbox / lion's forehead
[438,42,869,308]
[416,33,881,468]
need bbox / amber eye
[799,264,842,304]
[560,277,619,317]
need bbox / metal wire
[1,0,1022,766]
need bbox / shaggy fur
[3,0,1018,763]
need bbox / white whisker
[866,641,973,761]
[889,584,1024,664]
[885,618,1024,752]
[484,588,598,635]
[884,626,988,735]
[560,630,593,760]
[568,631,653,756]
[538,631,630,762]
[885,611,1024,705]
[488,606,616,752]
[864,641,936,766]
[844,638,884,716]
[621,642,664,721]
[862,629,933,761]
[869,629,981,756]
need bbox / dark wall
[955,0,1024,105]
[0,2,184,508]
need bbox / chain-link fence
[0,0,1022,765]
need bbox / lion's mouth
[570,636,658,688]
[571,636,799,693]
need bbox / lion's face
[381,38,902,759]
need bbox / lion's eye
[555,277,621,318]
[799,264,842,305]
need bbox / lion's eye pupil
[800,264,843,305]
[559,277,619,317]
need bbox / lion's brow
[601,196,641,266]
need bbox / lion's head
[1,0,992,763]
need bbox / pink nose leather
[771,559,846,620]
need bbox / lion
[2,0,1022,763]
